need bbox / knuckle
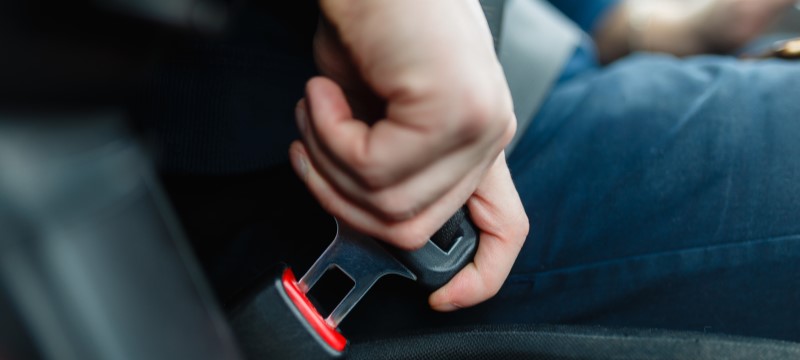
[516,221,530,247]
[509,211,530,243]
[354,166,392,190]
[458,86,515,143]
[458,92,495,139]
[500,116,517,148]
[368,192,420,222]
[480,276,502,299]
[386,226,429,251]
[347,152,395,190]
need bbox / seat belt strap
[497,0,582,154]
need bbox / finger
[295,89,484,246]
[290,141,408,245]
[294,91,373,208]
[301,77,513,222]
[306,76,506,191]
[298,80,448,222]
[290,140,487,250]
[428,154,529,311]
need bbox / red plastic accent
[282,268,348,352]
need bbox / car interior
[2,0,800,359]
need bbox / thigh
[340,55,800,342]
[492,54,800,341]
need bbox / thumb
[428,154,528,311]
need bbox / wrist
[624,0,707,56]
[626,1,655,53]
[592,2,636,64]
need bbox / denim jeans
[343,53,800,343]
[484,53,800,341]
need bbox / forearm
[592,1,701,64]
[592,0,798,64]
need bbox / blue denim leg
[479,53,800,341]
[340,54,800,342]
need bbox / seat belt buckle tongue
[298,218,417,328]
[298,206,479,328]
[228,208,476,360]
[227,219,415,360]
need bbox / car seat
[2,1,800,359]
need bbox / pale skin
[289,0,794,311]
[594,0,798,64]
[289,0,529,311]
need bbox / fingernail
[295,104,308,134]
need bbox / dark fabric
[157,164,336,306]
[129,0,319,174]
[347,324,800,360]
[127,0,324,304]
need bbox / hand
[290,0,516,250]
[289,0,528,310]
[595,0,797,63]
[428,152,529,311]
[690,0,797,54]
